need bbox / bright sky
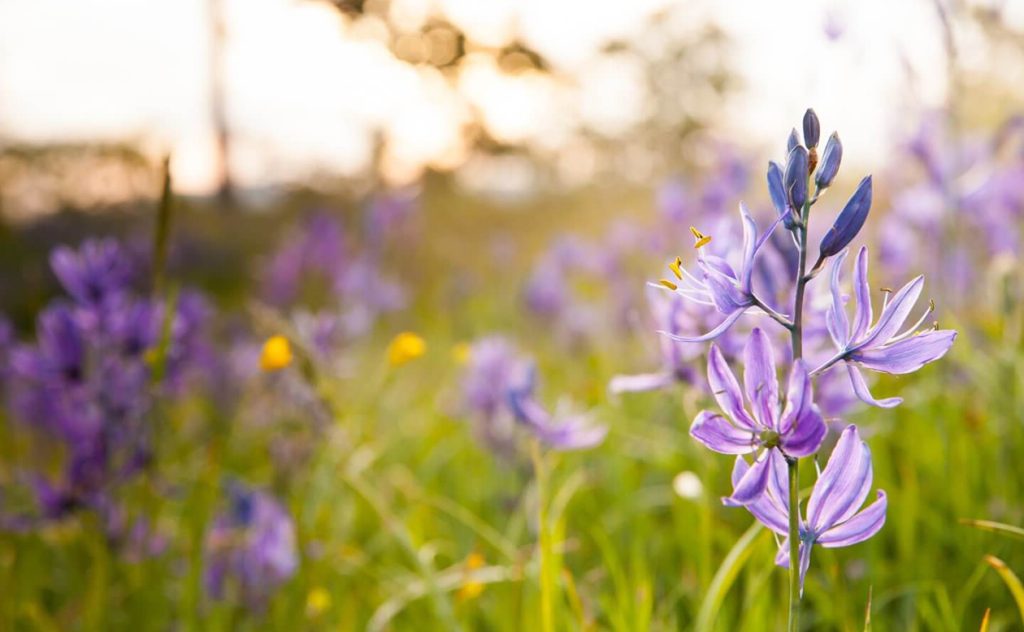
[0,0,1011,195]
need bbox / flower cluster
[642,109,956,599]
[4,239,211,525]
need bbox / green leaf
[984,555,1024,626]
[695,521,767,632]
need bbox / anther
[659,279,678,291]
[669,257,684,280]
[690,226,712,249]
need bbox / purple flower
[461,337,531,454]
[507,368,607,451]
[657,204,781,343]
[50,238,133,307]
[818,176,873,261]
[690,329,826,504]
[204,483,298,609]
[815,132,843,189]
[734,425,886,592]
[785,146,810,211]
[803,109,820,149]
[816,247,956,407]
[767,161,798,229]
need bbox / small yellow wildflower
[260,335,293,372]
[387,332,426,366]
[306,587,331,617]
[457,552,486,602]
[451,342,472,365]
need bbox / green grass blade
[695,521,766,632]
[984,555,1024,625]
[961,519,1024,541]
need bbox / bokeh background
[1,0,1024,629]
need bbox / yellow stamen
[388,332,427,367]
[668,257,683,280]
[659,279,678,291]
[689,226,712,249]
[880,287,893,294]
[260,335,293,372]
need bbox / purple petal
[739,203,758,292]
[609,372,674,394]
[857,275,924,348]
[731,451,790,534]
[658,308,745,343]
[778,363,826,457]
[828,249,850,348]
[743,328,778,429]
[850,330,956,375]
[774,539,813,595]
[806,425,873,534]
[846,364,903,408]
[850,247,873,341]
[818,491,887,547]
[690,411,757,455]
[707,345,758,430]
[723,450,773,506]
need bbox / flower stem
[787,194,813,630]
[530,439,556,632]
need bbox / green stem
[530,439,556,632]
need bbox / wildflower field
[1,1,1024,630]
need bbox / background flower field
[1,0,1024,630]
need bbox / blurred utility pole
[208,0,234,206]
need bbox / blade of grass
[984,555,1024,625]
[961,519,1024,541]
[979,607,990,632]
[864,586,872,631]
[695,521,766,632]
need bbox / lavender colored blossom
[50,238,133,307]
[784,145,809,211]
[818,176,873,261]
[657,204,782,343]
[816,247,956,407]
[460,337,532,454]
[507,367,606,451]
[735,425,886,592]
[803,109,820,149]
[815,132,843,188]
[609,290,699,393]
[690,329,826,504]
[204,483,298,609]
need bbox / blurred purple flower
[815,247,956,407]
[460,336,531,455]
[507,367,606,451]
[609,290,699,393]
[204,483,298,609]
[735,425,886,592]
[50,238,134,308]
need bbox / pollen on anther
[689,226,712,249]
[880,287,893,294]
[669,257,683,280]
[659,279,678,291]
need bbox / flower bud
[819,175,872,259]
[815,132,843,188]
[784,145,809,211]
[802,108,820,149]
[786,128,800,154]
[767,161,797,229]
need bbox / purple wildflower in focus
[735,425,886,592]
[204,483,298,609]
[815,247,956,407]
[690,329,826,504]
[656,204,783,343]
[507,367,607,451]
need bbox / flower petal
[828,249,850,348]
[707,345,758,430]
[743,328,779,429]
[731,451,789,534]
[850,330,956,375]
[739,203,758,292]
[658,308,745,343]
[774,539,813,596]
[690,411,757,455]
[723,450,773,506]
[818,490,887,547]
[608,372,674,394]
[779,363,826,457]
[850,247,873,341]
[846,364,903,408]
[806,425,873,534]
[857,275,924,348]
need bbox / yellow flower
[260,335,293,372]
[451,342,472,365]
[306,587,331,617]
[387,332,426,366]
[457,552,486,602]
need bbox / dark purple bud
[819,176,872,259]
[815,132,843,188]
[786,128,800,153]
[784,145,809,210]
[767,161,797,229]
[803,109,820,149]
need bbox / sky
[0,0,1014,195]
